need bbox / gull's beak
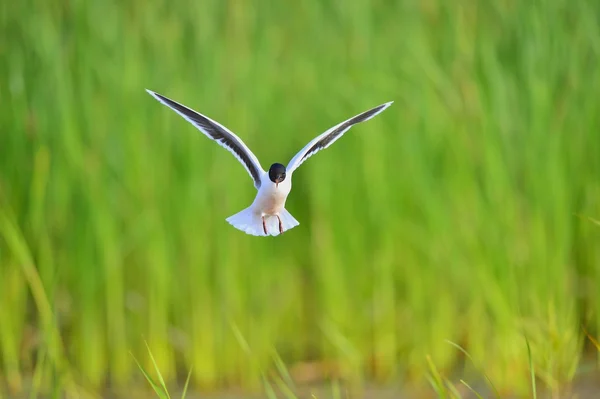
[275,176,284,189]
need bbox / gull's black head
[268,163,286,186]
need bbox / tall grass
[1,0,599,396]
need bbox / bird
[146,89,393,236]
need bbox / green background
[1,0,600,396]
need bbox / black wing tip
[378,101,394,111]
[146,89,166,102]
[146,90,182,111]
[362,101,393,121]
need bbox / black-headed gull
[146,89,392,236]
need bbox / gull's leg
[262,216,267,235]
[277,215,284,234]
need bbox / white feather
[226,207,299,237]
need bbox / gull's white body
[146,88,392,237]
[253,173,292,214]
[226,174,297,236]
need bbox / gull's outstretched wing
[146,89,265,189]
[286,102,393,174]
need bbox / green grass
[1,0,600,397]
[131,341,192,399]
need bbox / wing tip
[367,101,393,117]
[366,101,393,119]
[145,88,162,101]
[381,101,394,110]
[145,89,172,107]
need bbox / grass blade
[331,379,342,399]
[583,327,600,351]
[130,351,168,399]
[229,320,252,356]
[426,355,447,399]
[180,368,193,399]
[272,350,296,391]
[444,379,463,399]
[29,347,47,399]
[144,340,171,399]
[525,338,537,399]
[262,375,279,399]
[445,340,500,398]
[273,373,298,399]
[460,379,483,399]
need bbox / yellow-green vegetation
[1,0,599,397]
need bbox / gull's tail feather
[226,207,299,237]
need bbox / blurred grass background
[1,0,600,397]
